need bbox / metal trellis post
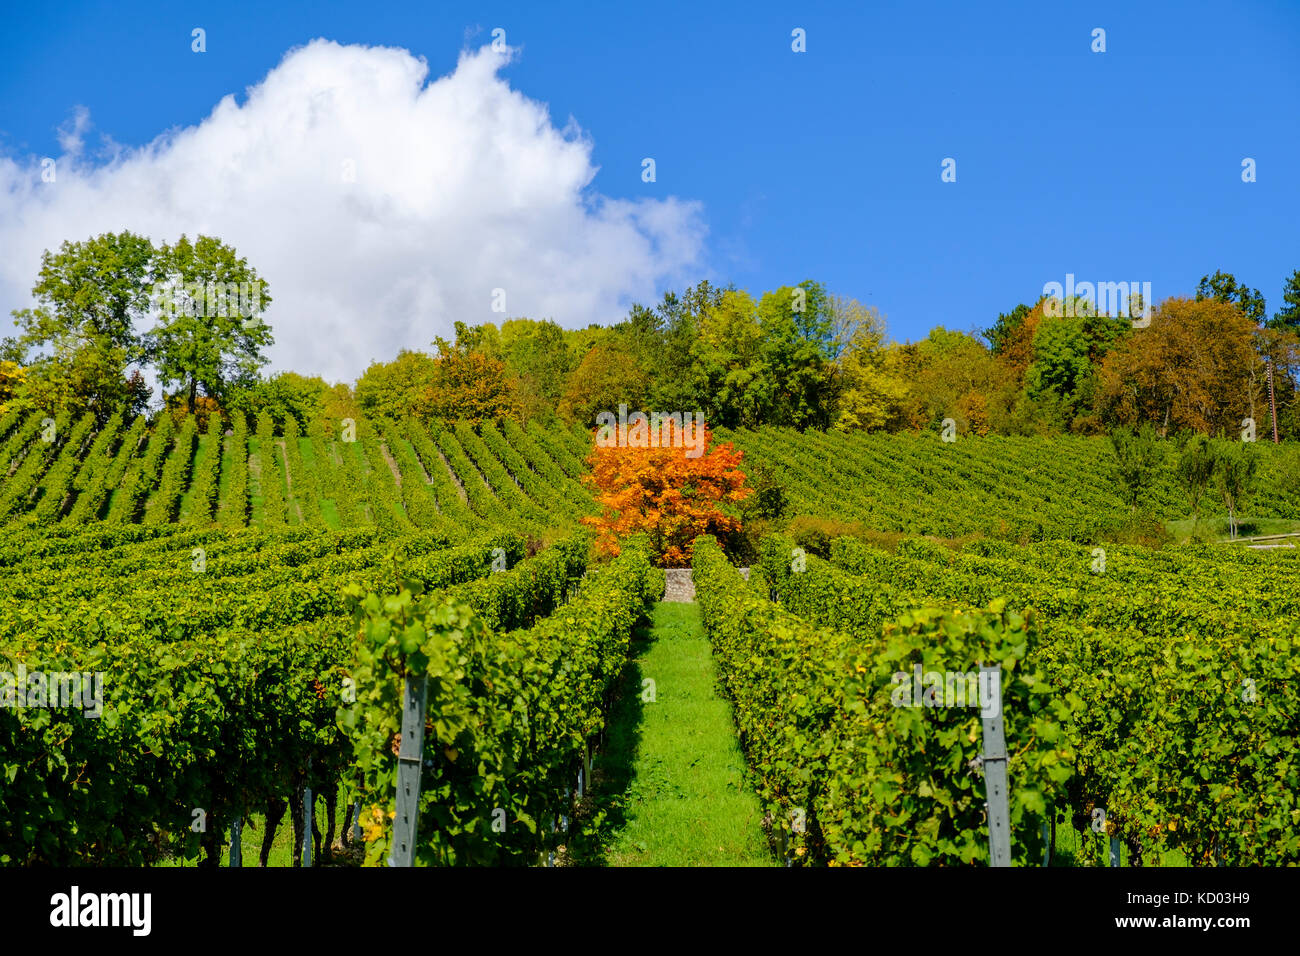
[980,665,1011,868]
[390,675,428,867]
[302,784,313,867]
[229,816,242,867]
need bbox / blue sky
[1,0,1297,379]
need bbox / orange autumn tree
[581,420,752,566]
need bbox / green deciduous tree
[1109,423,1164,511]
[757,280,837,429]
[691,288,772,428]
[1025,314,1096,428]
[1176,432,1217,526]
[557,343,648,425]
[149,234,273,413]
[1212,438,1258,540]
[17,231,154,360]
[498,318,573,420]
[831,299,908,431]
[638,281,724,413]
[227,371,355,432]
[356,349,439,421]
[1196,270,1266,325]
[1274,444,1300,507]
[9,231,155,419]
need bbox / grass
[1165,515,1300,544]
[319,498,342,528]
[156,792,362,867]
[1048,821,1188,867]
[575,602,774,867]
[301,436,341,529]
[247,436,265,525]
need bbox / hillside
[3,406,1295,545]
[4,406,1300,869]
[724,428,1300,542]
[0,409,595,537]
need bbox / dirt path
[380,442,402,486]
[433,446,468,503]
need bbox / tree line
[3,230,1298,444]
[1,231,271,421]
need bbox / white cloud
[0,39,708,385]
[55,106,92,157]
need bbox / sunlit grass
[156,792,360,867]
[580,602,774,867]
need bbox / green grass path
[581,601,773,867]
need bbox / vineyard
[0,407,634,865]
[722,427,1300,542]
[6,10,1300,940]
[716,533,1300,865]
[1,405,1298,867]
[0,407,596,535]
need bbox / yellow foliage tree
[0,361,26,415]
